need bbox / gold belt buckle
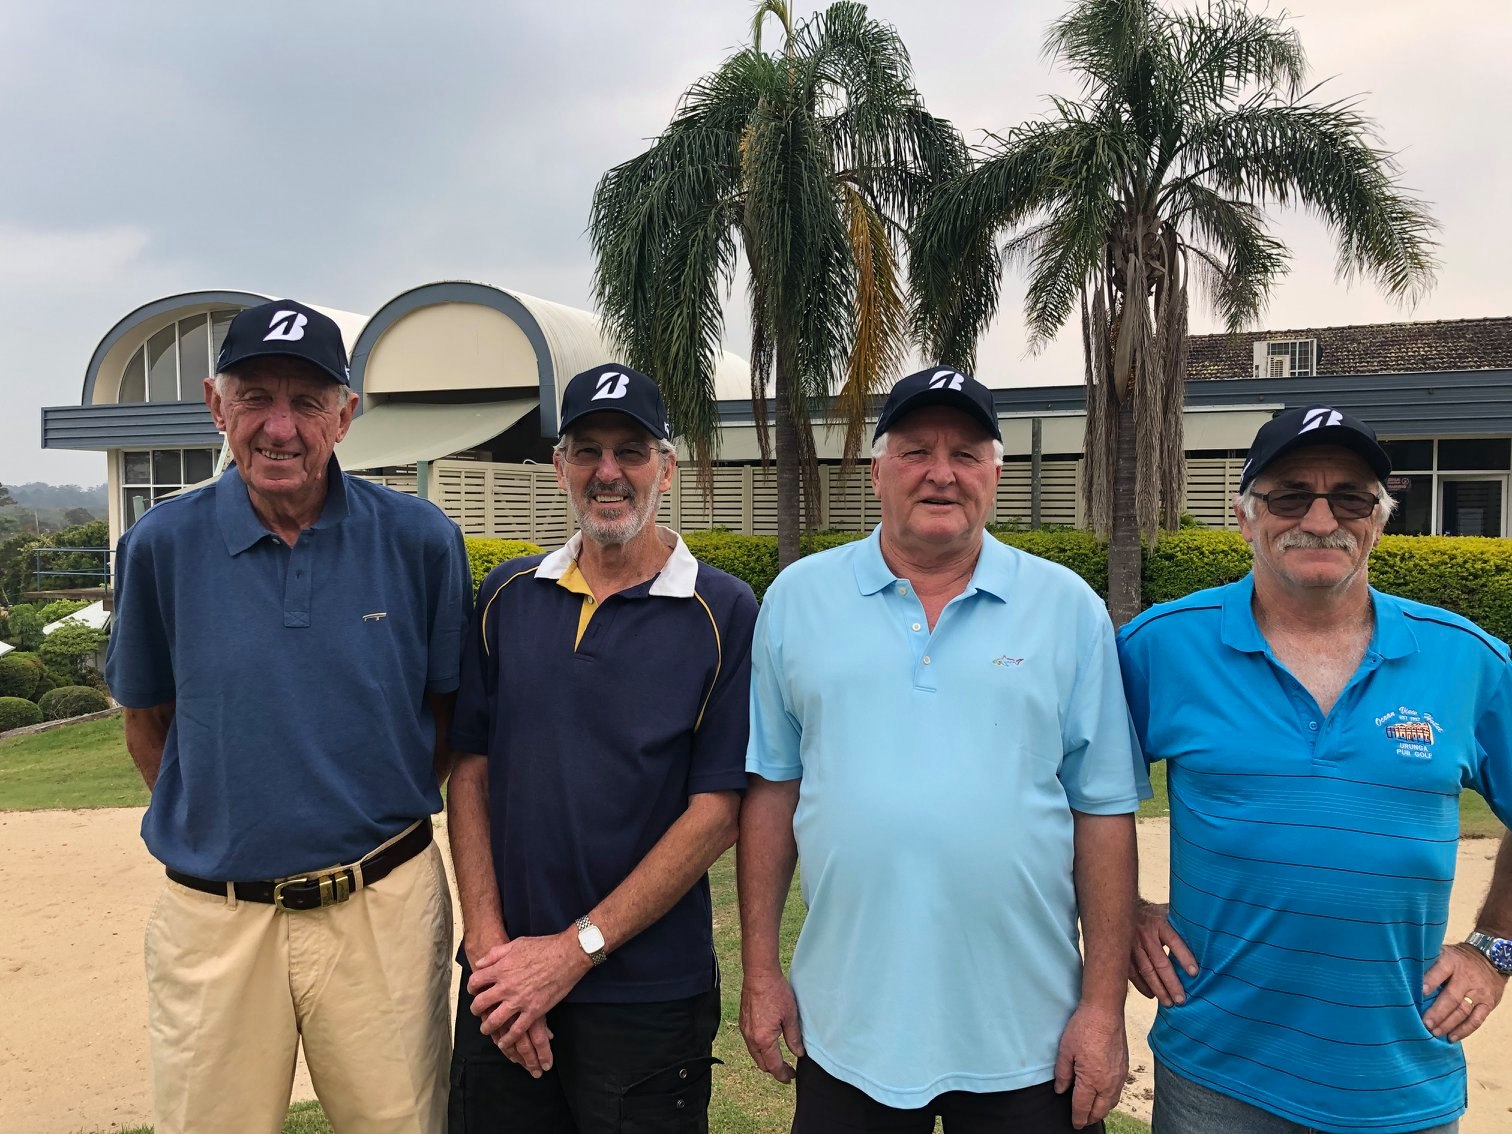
[273,869,353,910]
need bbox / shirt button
[1308,721,1319,732]
[922,655,932,665]
[896,584,908,595]
[911,622,921,632]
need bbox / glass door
[1438,476,1507,537]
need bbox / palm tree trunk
[775,337,802,571]
[1107,392,1141,626]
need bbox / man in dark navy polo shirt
[106,300,472,1134]
[447,363,756,1133]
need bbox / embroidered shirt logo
[1374,705,1442,759]
[991,655,1024,667]
[362,612,388,622]
[264,309,308,342]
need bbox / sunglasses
[560,442,660,468]
[1252,490,1379,520]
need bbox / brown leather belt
[165,820,432,911]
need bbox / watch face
[1491,938,1512,974]
[579,924,606,955]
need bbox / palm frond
[834,182,907,465]
[1162,181,1289,328]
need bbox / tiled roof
[1188,317,1512,381]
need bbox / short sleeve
[1470,660,1512,828]
[1059,594,1149,812]
[745,587,803,782]
[687,583,758,795]
[426,520,473,694]
[1115,621,1155,762]
[104,530,176,707]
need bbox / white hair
[1238,482,1398,524]
[871,430,1004,466]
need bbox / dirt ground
[0,810,1507,1134]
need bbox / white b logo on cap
[264,310,308,342]
[593,372,630,400]
[928,369,965,391]
[1299,407,1343,433]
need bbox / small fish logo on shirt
[991,655,1024,668]
[362,612,388,622]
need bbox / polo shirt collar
[852,526,1010,602]
[215,457,350,557]
[536,526,698,598]
[1220,570,1419,661]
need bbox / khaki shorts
[145,835,453,1134]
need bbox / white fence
[361,456,1244,543]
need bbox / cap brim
[558,406,669,441]
[874,389,1001,442]
[219,348,350,386]
[1249,426,1391,489]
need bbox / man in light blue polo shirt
[739,367,1146,1133]
[1120,406,1512,1133]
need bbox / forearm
[1073,810,1139,1009]
[428,692,457,787]
[122,703,174,791]
[737,775,800,974]
[447,753,508,966]
[1475,830,1512,937]
[590,790,740,954]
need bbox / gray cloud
[3,0,1508,484]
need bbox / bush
[683,530,864,601]
[38,621,107,680]
[464,538,546,591]
[1142,530,1253,605]
[0,695,42,732]
[995,529,1110,597]
[0,652,43,699]
[37,685,110,721]
[3,605,45,651]
[36,598,90,624]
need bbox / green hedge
[37,685,111,721]
[0,653,44,700]
[0,695,43,732]
[464,539,545,590]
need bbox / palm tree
[910,0,1436,624]
[590,0,968,567]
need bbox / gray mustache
[1276,529,1357,552]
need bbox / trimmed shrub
[3,605,45,651]
[683,530,864,601]
[464,538,546,591]
[0,695,42,732]
[0,653,43,699]
[995,529,1109,597]
[1142,530,1252,605]
[37,685,110,721]
[1371,535,1512,643]
[36,598,90,625]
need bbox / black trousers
[448,959,721,1134]
[792,1056,1104,1134]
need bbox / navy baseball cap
[873,366,1001,442]
[216,299,351,385]
[1239,405,1391,493]
[558,364,671,440]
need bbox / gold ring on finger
[1463,995,1476,1007]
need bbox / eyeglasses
[560,442,659,468]
[1252,490,1379,519]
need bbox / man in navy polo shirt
[1120,406,1512,1133]
[446,363,756,1133]
[740,368,1145,1133]
[106,300,472,1134]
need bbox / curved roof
[81,289,368,404]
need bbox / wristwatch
[1465,931,1512,976]
[575,916,607,967]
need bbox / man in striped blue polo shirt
[446,364,757,1133]
[1119,406,1512,1133]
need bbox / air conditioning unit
[1252,338,1317,379]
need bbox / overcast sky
[3,0,1508,486]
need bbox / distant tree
[0,482,14,507]
[62,507,94,527]
[4,606,45,651]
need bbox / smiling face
[1237,445,1386,596]
[553,414,675,548]
[871,405,1001,561]
[205,359,355,516]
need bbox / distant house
[41,290,1512,546]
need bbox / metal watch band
[575,915,608,967]
[1466,931,1512,975]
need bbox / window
[121,447,218,528]
[1378,438,1512,535]
[1253,338,1317,378]
[117,310,240,403]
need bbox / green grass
[0,713,145,810]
